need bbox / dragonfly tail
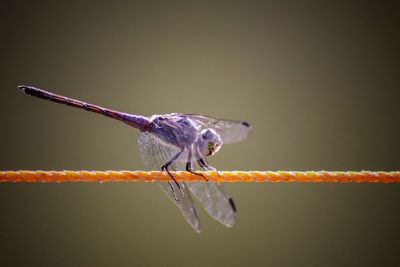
[18,85,151,131]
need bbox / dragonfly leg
[161,148,185,197]
[161,164,181,189]
[195,145,220,178]
[198,158,217,171]
[185,146,207,180]
[194,146,214,181]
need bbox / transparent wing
[137,127,237,229]
[182,114,251,144]
[185,182,236,227]
[158,182,200,233]
[137,132,200,232]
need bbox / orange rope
[0,170,399,183]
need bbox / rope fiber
[1,170,399,183]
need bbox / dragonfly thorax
[197,128,222,157]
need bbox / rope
[1,170,399,183]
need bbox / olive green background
[1,1,399,266]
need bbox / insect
[18,85,251,232]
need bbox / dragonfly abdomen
[18,85,151,131]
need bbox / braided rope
[0,170,399,183]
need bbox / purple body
[18,85,251,233]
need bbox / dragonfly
[18,85,251,232]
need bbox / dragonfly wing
[158,181,200,232]
[185,182,236,227]
[137,132,200,232]
[182,114,251,144]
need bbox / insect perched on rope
[18,85,252,232]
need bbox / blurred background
[0,1,399,266]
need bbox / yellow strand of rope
[0,170,399,183]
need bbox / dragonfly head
[198,128,222,157]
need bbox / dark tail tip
[18,85,40,97]
[18,85,36,94]
[18,85,29,92]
